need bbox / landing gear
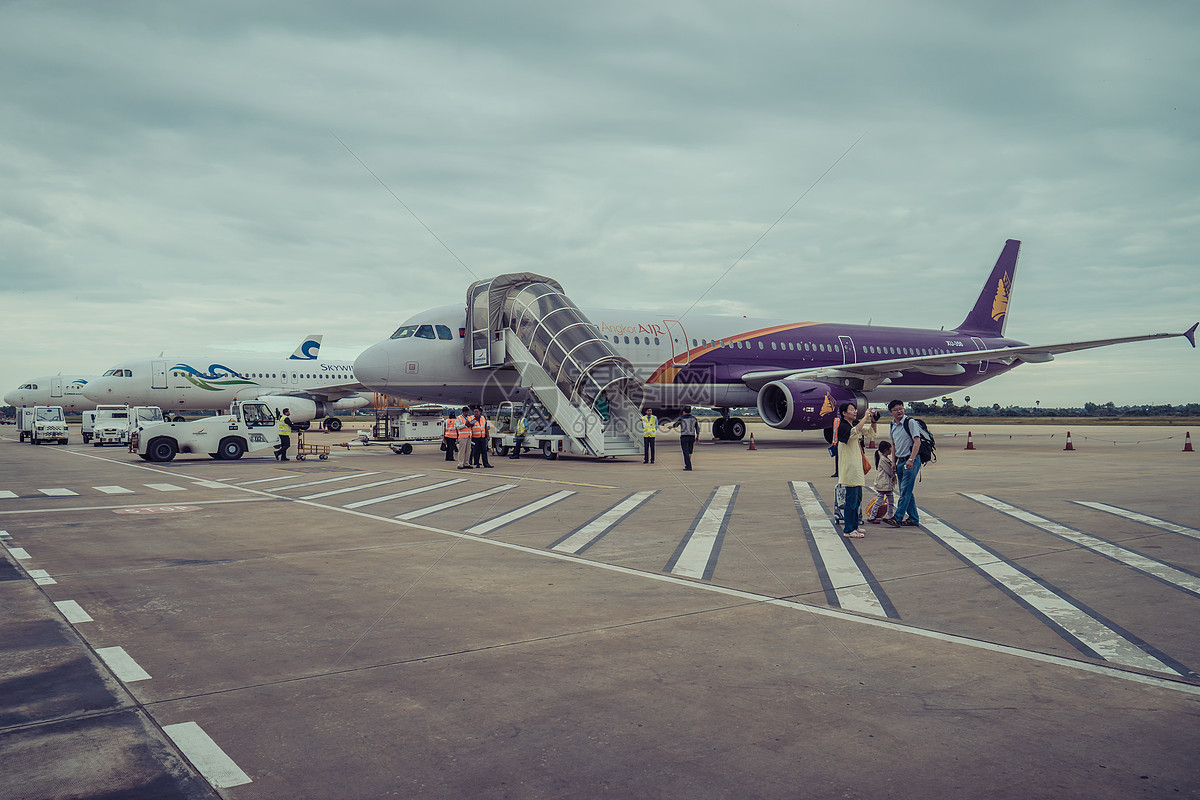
[711,415,745,441]
[322,417,342,432]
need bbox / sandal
[842,530,865,539]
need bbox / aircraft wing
[738,323,1198,392]
[267,382,373,403]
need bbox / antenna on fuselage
[333,133,478,280]
[677,130,869,322]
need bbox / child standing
[867,440,896,525]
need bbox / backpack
[906,417,936,465]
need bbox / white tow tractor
[18,406,69,445]
[132,401,278,462]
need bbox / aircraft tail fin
[956,239,1021,337]
[290,335,323,360]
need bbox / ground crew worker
[275,408,293,461]
[642,407,658,464]
[442,408,458,462]
[510,411,527,459]
[456,406,474,469]
[471,405,493,468]
[672,406,698,471]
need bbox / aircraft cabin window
[758,342,763,350]
[624,336,630,344]
[436,325,452,340]
[655,337,660,346]
[634,336,640,345]
[692,339,697,347]
[390,325,418,339]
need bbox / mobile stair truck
[131,400,278,462]
[19,406,69,445]
[464,274,645,460]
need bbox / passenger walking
[471,406,493,468]
[455,406,474,469]
[509,411,526,459]
[836,403,877,538]
[442,408,458,462]
[672,407,699,471]
[641,407,658,464]
[888,399,923,526]
[275,408,293,461]
[866,440,896,525]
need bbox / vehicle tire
[496,445,510,457]
[31,436,39,445]
[139,454,152,461]
[712,418,727,440]
[147,438,178,463]
[542,441,558,460]
[217,437,246,460]
[82,434,91,444]
[324,418,342,432]
[397,443,412,455]
[726,418,746,441]
[19,431,27,442]
[296,454,306,460]
[318,454,328,460]
[60,439,68,445]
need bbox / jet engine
[756,380,866,430]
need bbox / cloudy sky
[2,1,1196,407]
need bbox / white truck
[83,404,132,445]
[85,405,166,447]
[18,406,69,445]
[132,401,278,462]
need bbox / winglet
[956,239,1021,337]
[289,335,323,360]
[1186,322,1197,348]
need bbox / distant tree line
[908,398,1200,418]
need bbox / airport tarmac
[2,421,1198,799]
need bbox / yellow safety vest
[278,416,292,436]
[516,417,527,436]
[642,414,657,438]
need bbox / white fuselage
[4,375,100,412]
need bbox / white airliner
[81,335,371,430]
[352,240,1196,440]
[3,375,100,413]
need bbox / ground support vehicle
[18,406,68,445]
[343,406,445,455]
[132,401,278,463]
[294,430,330,461]
[82,404,129,444]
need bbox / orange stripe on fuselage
[647,322,823,384]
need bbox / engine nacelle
[256,396,333,423]
[756,380,867,430]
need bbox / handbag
[862,452,872,475]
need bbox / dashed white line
[666,485,736,580]
[95,646,152,682]
[301,475,423,500]
[551,490,657,553]
[94,486,135,494]
[39,488,78,497]
[272,472,380,491]
[342,478,467,509]
[163,722,252,788]
[28,569,56,585]
[145,483,187,492]
[55,600,94,624]
[465,490,575,535]
[0,490,19,499]
[396,484,517,520]
[8,547,31,560]
[1071,501,1200,541]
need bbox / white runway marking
[551,490,657,554]
[163,722,252,788]
[666,485,737,580]
[921,510,1185,675]
[966,494,1200,599]
[465,490,575,535]
[396,484,516,520]
[1071,501,1200,541]
[301,475,423,500]
[95,646,152,682]
[39,488,78,496]
[28,569,56,585]
[145,483,187,492]
[0,529,10,538]
[94,486,134,494]
[55,600,94,623]
[272,472,379,491]
[789,481,889,617]
[235,476,292,485]
[8,547,31,560]
[0,490,18,499]
[191,480,229,489]
[342,478,466,509]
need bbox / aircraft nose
[354,342,394,392]
[2,390,16,406]
[81,380,110,403]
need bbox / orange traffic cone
[1185,431,1194,452]
[747,433,757,451]
[1063,431,1075,451]
[965,430,976,450]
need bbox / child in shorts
[867,440,896,524]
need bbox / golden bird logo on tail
[991,273,1011,322]
[820,393,835,418]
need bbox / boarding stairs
[465,274,644,458]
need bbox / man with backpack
[887,399,931,527]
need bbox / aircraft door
[838,335,857,365]
[664,320,690,367]
[51,377,63,398]
[970,337,989,373]
[151,360,168,389]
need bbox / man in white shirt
[887,399,922,527]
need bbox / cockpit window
[436,325,453,340]
[390,325,418,339]
[415,325,435,339]
[36,407,64,421]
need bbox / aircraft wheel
[726,418,746,441]
[324,418,342,432]
[147,438,178,463]
[217,437,246,460]
[712,418,726,440]
[399,443,413,455]
[541,441,558,460]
